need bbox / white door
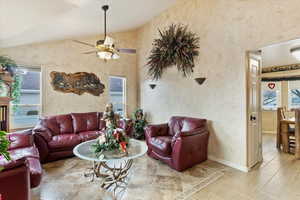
[247,53,262,168]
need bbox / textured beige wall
[0,30,138,117]
[137,0,300,168]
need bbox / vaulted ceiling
[0,0,176,48]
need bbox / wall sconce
[291,47,300,60]
[149,84,157,89]
[195,77,206,85]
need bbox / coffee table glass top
[73,139,148,162]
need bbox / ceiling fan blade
[83,51,97,54]
[117,48,137,54]
[72,40,95,47]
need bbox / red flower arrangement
[92,128,129,158]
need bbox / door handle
[250,115,256,121]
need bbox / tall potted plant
[132,109,147,140]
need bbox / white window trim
[261,82,281,111]
[109,76,127,117]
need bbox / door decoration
[267,83,276,90]
[147,24,200,80]
[50,71,105,96]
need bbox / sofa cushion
[79,131,102,142]
[71,112,99,133]
[56,114,74,134]
[8,146,40,161]
[43,116,60,135]
[149,136,172,157]
[48,134,81,151]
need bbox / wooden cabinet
[0,71,13,132]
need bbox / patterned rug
[32,156,226,200]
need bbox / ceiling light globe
[97,51,112,60]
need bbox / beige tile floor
[190,134,300,200]
[33,134,300,200]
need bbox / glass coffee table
[73,139,148,195]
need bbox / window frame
[10,66,42,129]
[261,82,281,111]
[108,76,127,117]
[288,81,300,110]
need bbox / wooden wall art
[50,71,105,96]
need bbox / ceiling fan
[72,5,136,60]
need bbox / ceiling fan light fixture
[97,50,119,60]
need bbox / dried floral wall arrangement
[147,24,200,80]
[50,71,105,96]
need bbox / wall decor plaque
[50,71,105,96]
[262,63,300,74]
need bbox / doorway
[247,38,300,169]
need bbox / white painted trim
[262,131,276,135]
[208,155,249,173]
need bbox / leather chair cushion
[168,117,185,136]
[181,118,206,132]
[71,112,99,133]
[149,136,173,157]
[48,134,81,151]
[8,133,34,150]
[79,131,101,142]
[56,114,74,134]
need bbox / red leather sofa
[0,130,42,200]
[33,112,132,163]
[145,116,209,171]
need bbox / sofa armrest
[33,134,49,163]
[33,124,52,142]
[172,130,209,171]
[8,130,33,150]
[0,158,27,171]
[145,123,169,138]
[0,159,30,200]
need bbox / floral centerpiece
[92,103,129,159]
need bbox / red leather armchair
[145,116,209,171]
[33,112,133,163]
[0,130,42,200]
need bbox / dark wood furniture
[0,72,13,132]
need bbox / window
[261,82,281,110]
[288,81,300,109]
[109,76,126,117]
[11,67,41,129]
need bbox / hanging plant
[147,24,200,80]
[0,55,21,112]
[0,55,17,77]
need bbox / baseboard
[208,155,249,172]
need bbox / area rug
[32,156,226,200]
